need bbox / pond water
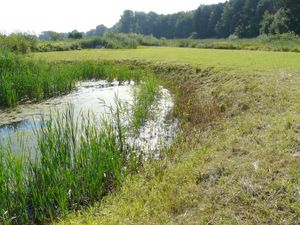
[0,80,178,158]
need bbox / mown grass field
[34,47,300,224]
[34,47,300,72]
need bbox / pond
[0,80,178,158]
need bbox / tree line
[115,0,300,38]
[38,0,300,40]
[39,25,108,41]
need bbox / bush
[189,32,198,39]
[0,33,38,54]
[228,34,239,40]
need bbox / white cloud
[0,0,225,34]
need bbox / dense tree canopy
[115,0,300,38]
[39,0,300,40]
[68,30,83,39]
[85,24,108,37]
[39,31,68,41]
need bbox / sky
[0,0,226,34]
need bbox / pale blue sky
[0,0,226,34]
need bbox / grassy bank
[1,45,300,224]
[35,47,300,224]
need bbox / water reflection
[0,80,133,139]
[0,80,179,159]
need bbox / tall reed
[0,51,144,108]
[0,72,162,224]
[132,75,160,132]
[0,106,130,224]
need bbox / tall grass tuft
[0,51,144,108]
[0,105,134,224]
[0,71,162,224]
[132,75,160,133]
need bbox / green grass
[131,75,160,132]
[0,33,37,54]
[0,51,146,108]
[34,47,300,72]
[0,108,127,224]
[2,45,300,224]
[33,47,300,224]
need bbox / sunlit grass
[41,47,300,224]
[34,47,300,72]
[3,45,300,224]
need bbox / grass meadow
[33,47,300,224]
[34,46,300,72]
[1,44,300,224]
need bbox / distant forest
[40,0,300,40]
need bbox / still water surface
[0,80,178,158]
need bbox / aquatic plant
[0,106,126,224]
[131,75,160,133]
[0,71,162,224]
[0,51,144,108]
